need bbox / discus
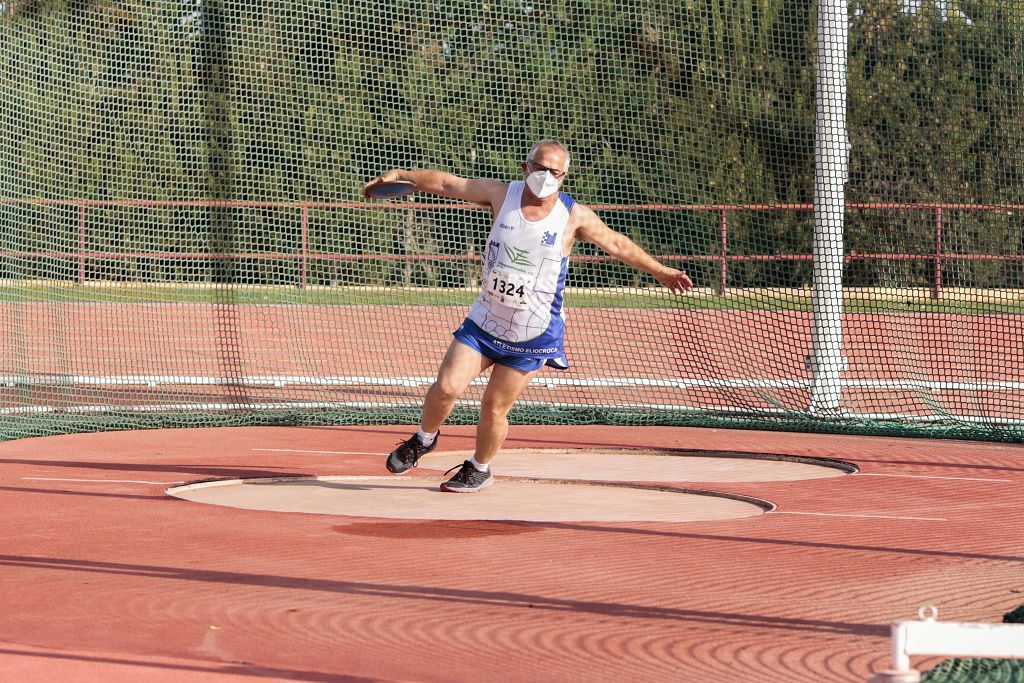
[365,179,416,199]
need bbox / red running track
[1,304,1021,420]
[2,424,1023,681]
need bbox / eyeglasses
[527,160,567,180]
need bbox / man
[363,140,693,492]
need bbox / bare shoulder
[568,201,597,221]
[461,177,509,209]
[567,202,609,241]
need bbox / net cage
[0,0,1021,442]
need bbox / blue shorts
[453,319,569,372]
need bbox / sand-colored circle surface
[416,449,852,483]
[167,476,769,522]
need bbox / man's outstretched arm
[572,204,693,294]
[363,169,506,209]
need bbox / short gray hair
[527,139,570,172]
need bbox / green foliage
[0,0,1021,288]
[847,0,1024,287]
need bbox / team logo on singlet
[486,240,499,271]
[503,245,534,268]
[541,231,557,247]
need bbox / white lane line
[252,449,382,455]
[770,511,948,522]
[23,477,180,485]
[856,473,1013,483]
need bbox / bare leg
[420,340,494,433]
[474,363,539,465]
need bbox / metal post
[719,208,728,295]
[300,205,309,289]
[932,207,943,300]
[78,205,86,285]
[403,208,415,287]
[809,0,849,415]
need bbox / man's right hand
[362,169,406,199]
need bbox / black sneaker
[440,460,493,493]
[386,432,439,474]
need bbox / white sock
[416,428,437,446]
[469,456,489,472]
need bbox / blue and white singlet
[455,181,575,369]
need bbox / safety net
[0,0,1021,442]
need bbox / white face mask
[525,169,561,199]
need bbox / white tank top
[466,181,575,344]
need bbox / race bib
[485,269,534,309]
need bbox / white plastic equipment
[870,605,1024,683]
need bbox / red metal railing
[1,199,1021,298]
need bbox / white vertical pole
[809,0,849,415]
[892,623,911,672]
